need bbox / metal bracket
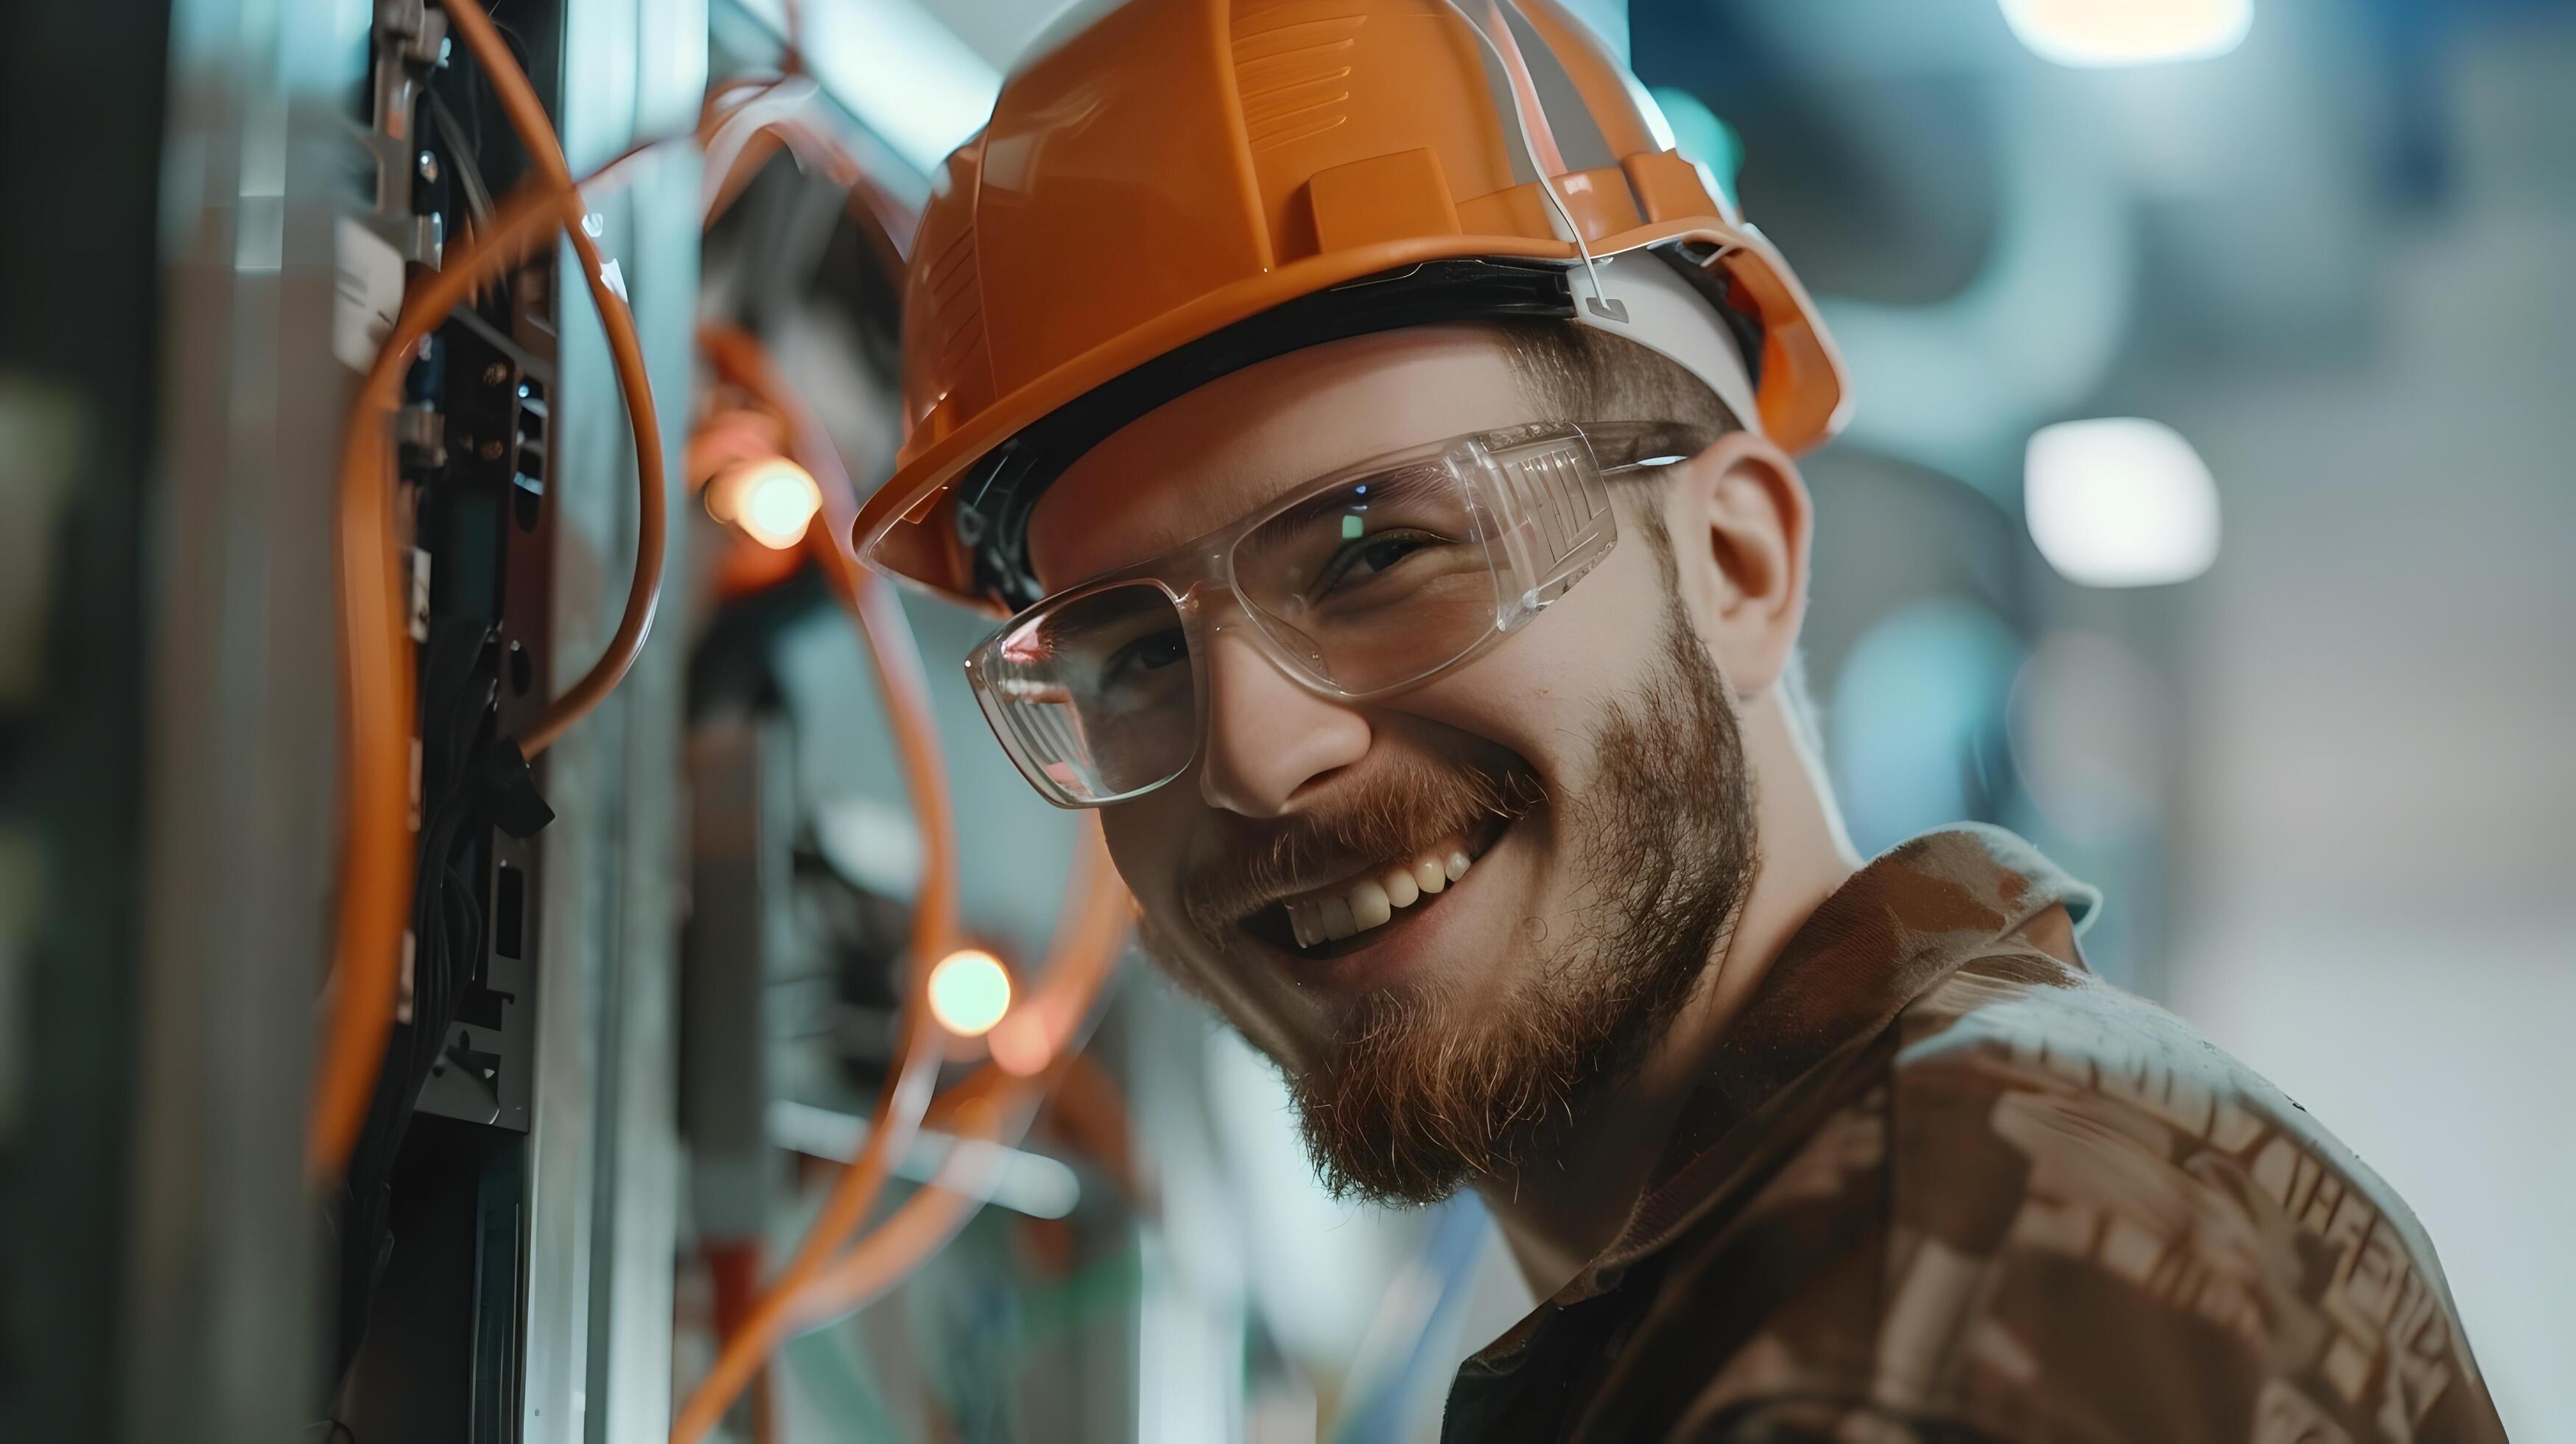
[368,0,450,228]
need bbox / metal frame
[119,0,361,1437]
[515,0,706,1437]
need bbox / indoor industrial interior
[1,0,2570,1440]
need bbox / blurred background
[1,0,2568,1440]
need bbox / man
[852,0,2510,1437]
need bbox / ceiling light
[1998,0,2252,68]
[704,457,821,550]
[927,948,1013,1038]
[2024,417,2220,587]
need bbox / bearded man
[849,0,2508,1437]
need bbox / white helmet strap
[1439,0,1627,323]
[1570,252,1763,438]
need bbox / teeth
[1380,867,1419,909]
[1319,895,1356,941]
[1283,838,1476,951]
[1349,879,1391,930]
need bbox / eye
[1316,529,1439,592]
[1105,626,1187,679]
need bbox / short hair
[1492,318,1741,438]
[1490,319,1827,762]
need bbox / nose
[1196,623,1370,817]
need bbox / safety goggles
[964,421,1703,808]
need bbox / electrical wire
[761,339,961,1293]
[314,184,564,1182]
[331,622,494,1393]
[438,0,667,760]
[310,0,670,1181]
[671,821,1125,1444]
[675,320,1129,1443]
[1441,0,1615,309]
[672,324,964,1444]
[426,88,496,231]
[311,64,1121,1425]
[788,852,1127,1327]
[700,80,830,225]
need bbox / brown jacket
[1445,827,2507,1443]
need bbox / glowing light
[1998,0,2252,69]
[2024,418,2219,587]
[705,458,821,550]
[927,948,1013,1037]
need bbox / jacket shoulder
[1833,953,2508,1443]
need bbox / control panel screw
[416,150,441,185]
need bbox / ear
[1658,432,1813,694]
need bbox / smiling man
[850,0,2507,1438]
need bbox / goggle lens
[1230,463,1502,693]
[975,581,1198,803]
[970,425,1631,807]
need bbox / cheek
[1388,544,1672,771]
[1101,799,1333,1059]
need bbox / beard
[1160,590,1760,1206]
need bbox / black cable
[427,88,496,228]
[331,620,497,1386]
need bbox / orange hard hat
[857,0,1850,612]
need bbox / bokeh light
[1998,0,2253,69]
[927,947,1013,1037]
[2024,417,2220,588]
[705,456,821,550]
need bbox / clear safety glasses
[964,422,1691,808]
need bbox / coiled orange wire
[681,321,1129,1444]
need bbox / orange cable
[790,832,1128,1324]
[673,141,1131,1443]
[673,827,1125,1444]
[309,1,673,1180]
[312,186,566,1180]
[699,80,835,225]
[671,327,963,1444]
[441,0,667,760]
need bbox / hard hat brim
[858,217,1845,612]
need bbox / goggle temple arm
[1469,429,1620,632]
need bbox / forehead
[1027,325,1539,591]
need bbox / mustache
[1177,754,1545,939]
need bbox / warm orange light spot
[987,1012,1052,1078]
[704,457,821,550]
